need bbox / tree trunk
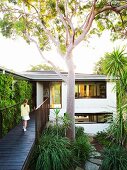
[66,55,75,140]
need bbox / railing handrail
[0,102,22,112]
[35,98,49,110]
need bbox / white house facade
[23,71,117,135]
[0,67,117,135]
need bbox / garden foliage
[0,73,32,136]
[30,124,92,170]
[101,145,127,170]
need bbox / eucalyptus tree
[0,0,127,140]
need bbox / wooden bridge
[0,99,49,170]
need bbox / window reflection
[50,82,61,108]
[75,82,106,98]
[75,113,112,123]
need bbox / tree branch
[65,0,68,18]
[25,33,67,82]
[56,0,71,46]
[37,18,59,46]
[23,0,39,14]
[74,0,96,47]
[65,17,75,45]
[101,17,116,32]
[95,2,127,35]
[96,4,127,15]
[0,5,37,19]
[20,0,60,47]
[117,4,127,11]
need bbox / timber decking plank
[0,113,35,170]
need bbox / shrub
[95,131,111,147]
[32,134,77,170]
[30,126,92,170]
[72,135,92,164]
[75,126,85,139]
[72,127,92,164]
[44,124,65,137]
[107,113,127,147]
[101,145,127,170]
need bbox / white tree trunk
[66,55,75,140]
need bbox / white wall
[106,82,117,118]
[75,123,110,135]
[36,81,116,114]
[50,81,116,114]
[74,82,116,114]
[36,80,116,134]
[36,82,44,107]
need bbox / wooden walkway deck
[0,113,35,170]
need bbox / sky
[0,31,127,74]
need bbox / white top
[21,104,30,117]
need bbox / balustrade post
[0,110,2,139]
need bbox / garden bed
[91,136,103,153]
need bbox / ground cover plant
[101,145,127,170]
[72,127,92,165]
[29,124,92,170]
[35,134,75,170]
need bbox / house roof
[0,66,113,81]
[0,66,29,80]
[22,70,111,81]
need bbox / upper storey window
[75,81,106,98]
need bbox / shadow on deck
[0,113,35,170]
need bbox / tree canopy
[0,0,127,51]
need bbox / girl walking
[21,99,30,131]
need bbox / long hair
[23,99,28,107]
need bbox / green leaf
[0,19,13,37]
[14,20,26,33]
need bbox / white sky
[0,31,127,74]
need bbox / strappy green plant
[101,145,127,170]
[35,134,77,170]
[102,47,127,147]
[61,112,72,136]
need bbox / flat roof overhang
[0,67,30,80]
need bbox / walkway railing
[34,98,50,140]
[0,99,50,140]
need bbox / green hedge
[0,74,32,136]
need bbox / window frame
[75,81,107,99]
[75,113,112,124]
[49,81,62,109]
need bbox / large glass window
[75,113,112,123]
[50,82,61,108]
[75,82,106,98]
